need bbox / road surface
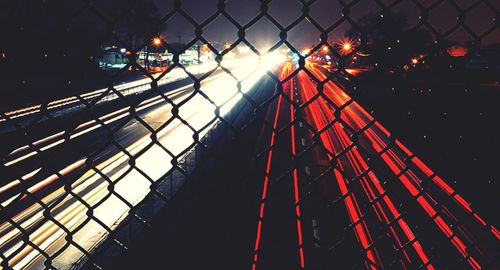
[0,54,286,269]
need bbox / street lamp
[151,36,163,47]
[147,36,164,71]
[339,38,355,55]
[342,42,351,51]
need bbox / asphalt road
[1,58,498,270]
[0,55,285,269]
[104,62,499,270]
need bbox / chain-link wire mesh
[0,0,499,269]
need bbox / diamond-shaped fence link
[0,0,499,269]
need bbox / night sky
[155,0,500,50]
[0,1,499,267]
[2,0,498,55]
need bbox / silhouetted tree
[108,0,166,49]
[0,0,167,109]
[346,11,433,71]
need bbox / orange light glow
[339,38,355,56]
[447,45,468,57]
[151,37,162,47]
[411,58,419,65]
[302,48,311,55]
[322,45,329,53]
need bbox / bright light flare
[151,36,163,47]
[217,51,286,116]
[238,46,251,54]
[339,38,355,56]
[0,51,287,269]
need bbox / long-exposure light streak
[289,68,306,269]
[298,71,381,269]
[251,62,290,270]
[304,63,495,269]
[1,53,286,270]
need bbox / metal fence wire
[0,0,499,269]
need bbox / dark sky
[154,0,500,51]
[0,0,498,61]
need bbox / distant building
[100,47,128,69]
[139,45,168,67]
[99,43,216,70]
[162,43,215,65]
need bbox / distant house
[100,47,128,68]
[139,45,168,67]
[136,43,202,67]
[164,43,200,65]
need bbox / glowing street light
[322,45,329,53]
[411,58,419,65]
[151,36,163,47]
[339,38,355,56]
[343,43,351,51]
[238,46,251,54]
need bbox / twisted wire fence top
[0,0,499,269]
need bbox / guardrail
[0,63,218,128]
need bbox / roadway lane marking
[0,63,221,123]
[312,219,321,248]
[3,73,225,167]
[252,62,290,270]
[0,55,286,269]
[0,168,41,200]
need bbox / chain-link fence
[0,0,499,269]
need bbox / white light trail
[0,52,286,270]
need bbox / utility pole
[197,44,200,64]
[176,32,182,44]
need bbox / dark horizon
[2,0,499,54]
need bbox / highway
[249,62,305,270]
[0,63,218,126]
[292,62,499,269]
[243,61,499,270]
[1,57,498,270]
[0,53,286,269]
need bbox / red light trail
[249,61,497,269]
[251,63,295,270]
[295,62,498,269]
[290,70,306,269]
